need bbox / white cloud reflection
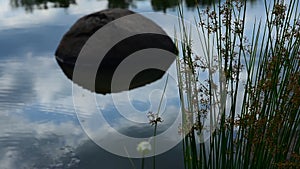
[0,52,84,168]
[0,0,109,30]
[0,0,283,167]
[0,48,182,167]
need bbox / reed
[177,0,300,168]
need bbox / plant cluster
[176,0,299,168]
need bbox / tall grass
[177,0,300,168]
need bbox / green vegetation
[176,0,300,168]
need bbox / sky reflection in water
[0,0,264,168]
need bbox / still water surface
[0,0,264,168]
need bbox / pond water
[0,0,264,168]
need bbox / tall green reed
[177,0,300,168]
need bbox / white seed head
[137,141,152,155]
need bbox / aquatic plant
[177,0,300,168]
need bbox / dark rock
[55,8,134,64]
[55,8,177,94]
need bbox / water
[0,0,264,168]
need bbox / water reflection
[0,43,182,168]
[10,0,260,13]
[10,0,76,12]
[0,0,265,168]
[9,0,218,12]
[185,0,213,7]
[108,0,133,8]
[185,0,199,8]
[74,139,184,169]
[151,0,179,12]
[0,9,182,167]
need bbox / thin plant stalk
[178,0,300,168]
